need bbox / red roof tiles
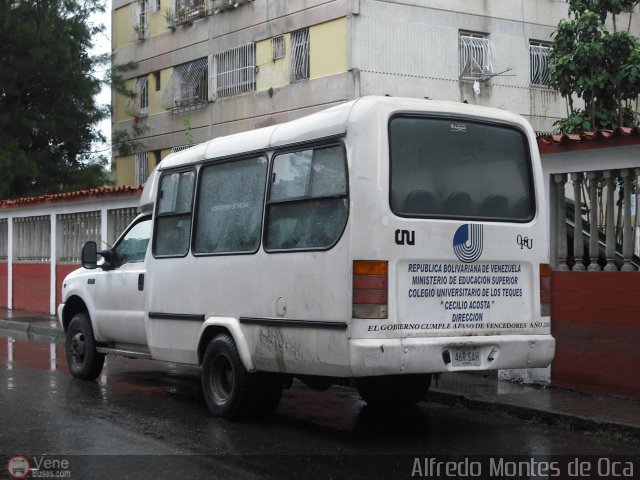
[537,126,640,154]
[0,185,143,209]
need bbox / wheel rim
[68,330,87,366]
[210,353,234,404]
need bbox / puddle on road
[0,333,67,373]
[0,332,202,406]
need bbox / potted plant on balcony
[164,8,176,29]
[133,23,146,40]
[176,7,191,25]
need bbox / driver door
[92,215,152,345]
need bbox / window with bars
[163,58,208,110]
[133,0,148,39]
[530,41,551,87]
[272,35,285,60]
[126,75,149,117]
[108,207,138,245]
[57,212,101,262]
[209,43,256,99]
[175,0,207,23]
[459,32,495,79]
[13,216,51,262]
[135,152,149,185]
[290,28,310,83]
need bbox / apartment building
[112,0,576,186]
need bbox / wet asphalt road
[1,331,639,480]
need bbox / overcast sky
[90,0,112,161]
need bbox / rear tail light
[539,263,551,317]
[353,260,388,319]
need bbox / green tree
[549,0,640,132]
[0,0,111,199]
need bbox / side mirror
[99,248,120,270]
[81,241,98,269]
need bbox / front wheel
[65,313,105,380]
[355,374,432,408]
[201,333,282,420]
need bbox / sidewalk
[0,308,62,340]
[1,308,639,442]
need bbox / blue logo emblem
[453,224,483,263]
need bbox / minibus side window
[154,170,195,257]
[265,144,348,251]
[193,157,268,254]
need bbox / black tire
[355,374,432,408]
[201,333,282,420]
[65,313,105,380]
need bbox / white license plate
[451,348,481,367]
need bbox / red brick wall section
[56,264,80,307]
[551,271,640,400]
[0,262,7,308]
[12,263,50,314]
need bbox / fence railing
[552,168,639,271]
[0,188,141,314]
[58,211,101,262]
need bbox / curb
[427,390,640,442]
[0,319,64,341]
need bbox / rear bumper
[349,334,555,377]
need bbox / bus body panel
[144,223,353,374]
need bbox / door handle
[138,273,145,292]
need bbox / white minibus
[59,96,555,419]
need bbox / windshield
[389,116,534,222]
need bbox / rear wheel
[65,313,105,380]
[355,374,431,408]
[201,333,282,420]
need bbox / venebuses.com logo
[7,455,71,479]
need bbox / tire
[201,333,282,420]
[65,313,105,380]
[355,374,432,408]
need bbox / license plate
[451,348,481,367]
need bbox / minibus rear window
[389,116,534,221]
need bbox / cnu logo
[453,224,483,263]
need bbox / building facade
[110,0,636,185]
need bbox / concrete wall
[56,264,80,309]
[13,264,50,314]
[552,271,640,400]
